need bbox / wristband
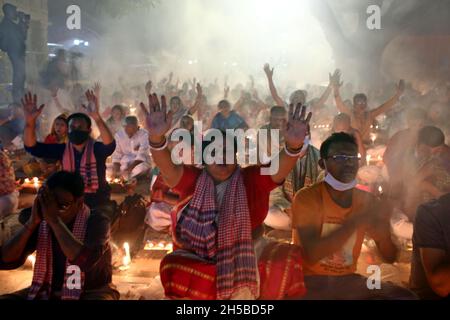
[285,145,304,157]
[149,137,168,151]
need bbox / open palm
[21,92,45,123]
[140,94,173,138]
[283,104,312,149]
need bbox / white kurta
[112,128,151,179]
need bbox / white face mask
[323,162,357,191]
[301,135,310,153]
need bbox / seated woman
[140,94,310,300]
[0,171,119,300]
[40,115,68,177]
[44,114,68,144]
[106,105,126,137]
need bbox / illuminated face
[270,113,287,130]
[54,119,68,137]
[170,97,182,111]
[321,142,359,183]
[353,97,367,113]
[51,187,83,224]
[124,123,139,138]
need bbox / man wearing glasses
[292,132,416,299]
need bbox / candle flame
[123,242,131,266]
[33,177,39,183]
[27,254,36,269]
[378,186,383,194]
[24,178,30,184]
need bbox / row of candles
[23,177,42,192]
[118,241,173,271]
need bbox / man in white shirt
[112,116,151,180]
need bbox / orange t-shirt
[292,182,374,276]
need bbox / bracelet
[149,137,168,151]
[285,145,304,157]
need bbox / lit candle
[370,133,377,145]
[33,177,39,183]
[366,154,371,164]
[106,177,112,183]
[378,186,383,195]
[113,178,120,184]
[27,254,36,269]
[123,242,131,267]
[24,178,30,184]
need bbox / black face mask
[68,130,90,145]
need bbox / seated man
[0,171,119,300]
[111,116,151,180]
[292,133,416,299]
[410,193,450,299]
[392,126,450,245]
[22,91,116,209]
[141,94,311,300]
[409,126,450,205]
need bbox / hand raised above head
[263,63,274,78]
[21,92,45,124]
[140,93,173,141]
[283,103,312,150]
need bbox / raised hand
[94,82,101,98]
[21,92,45,124]
[224,85,230,98]
[329,69,343,88]
[50,87,59,99]
[81,89,101,121]
[196,83,203,98]
[283,104,312,150]
[397,79,405,96]
[140,94,173,141]
[264,63,274,78]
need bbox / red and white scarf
[62,139,99,193]
[28,205,90,300]
[176,169,259,299]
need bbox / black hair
[218,100,231,109]
[67,113,92,129]
[46,171,84,198]
[353,93,367,102]
[111,105,125,115]
[270,106,287,115]
[320,132,357,159]
[418,126,445,147]
[124,116,138,126]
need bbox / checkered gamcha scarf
[176,169,259,300]
[62,139,99,194]
[28,205,90,300]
